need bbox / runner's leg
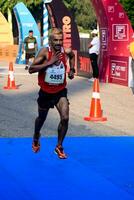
[56,97,69,146]
[33,107,49,141]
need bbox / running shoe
[54,145,67,159]
[25,65,29,70]
[32,140,40,153]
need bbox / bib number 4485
[50,74,62,80]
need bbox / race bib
[28,43,34,49]
[45,62,65,84]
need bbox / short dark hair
[49,28,63,41]
[29,30,33,33]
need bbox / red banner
[91,0,134,86]
[109,56,128,86]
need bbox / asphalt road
[0,62,134,137]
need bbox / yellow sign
[0,12,13,45]
[130,41,134,59]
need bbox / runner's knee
[38,109,48,121]
[61,118,69,126]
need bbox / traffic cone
[4,62,18,90]
[84,78,107,121]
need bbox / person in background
[88,29,100,81]
[29,28,75,159]
[23,30,38,70]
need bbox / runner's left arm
[65,49,75,79]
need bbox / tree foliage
[119,0,134,29]
[63,0,97,31]
[0,0,42,14]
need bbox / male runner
[29,28,75,159]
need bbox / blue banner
[13,2,41,64]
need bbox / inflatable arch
[47,0,133,86]
[91,0,134,86]
[0,12,13,45]
[11,0,134,86]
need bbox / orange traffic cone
[84,78,107,121]
[4,62,18,90]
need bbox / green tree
[63,0,97,31]
[119,0,134,29]
[0,0,42,14]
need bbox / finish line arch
[48,0,133,86]
[12,0,133,86]
[91,0,134,86]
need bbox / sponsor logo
[62,16,71,48]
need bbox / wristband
[70,68,75,73]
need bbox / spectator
[88,29,100,80]
[22,30,38,70]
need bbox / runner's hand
[49,54,59,65]
[49,51,62,65]
[68,68,75,79]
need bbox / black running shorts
[26,53,35,60]
[37,88,68,109]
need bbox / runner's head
[29,30,33,38]
[49,28,63,51]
